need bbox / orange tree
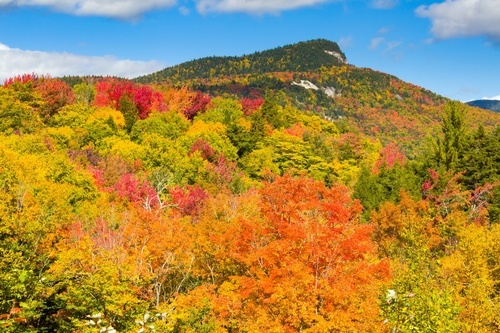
[168,174,390,332]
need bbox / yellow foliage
[440,223,500,332]
[89,106,126,128]
[188,120,227,136]
[45,126,78,149]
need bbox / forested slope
[134,39,346,83]
[133,40,500,153]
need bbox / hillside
[134,39,500,154]
[134,39,346,84]
[466,99,500,112]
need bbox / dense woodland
[1,41,500,332]
[134,40,346,84]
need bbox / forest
[0,69,499,333]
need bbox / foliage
[1,59,500,332]
[135,39,346,84]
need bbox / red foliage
[422,179,433,194]
[90,168,105,189]
[183,91,211,120]
[207,155,239,185]
[169,185,208,216]
[3,73,38,86]
[36,78,75,115]
[114,173,159,206]
[189,138,216,161]
[94,78,165,119]
[94,78,133,108]
[3,74,74,118]
[241,97,264,116]
[133,85,166,119]
[373,143,406,174]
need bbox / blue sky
[0,0,499,101]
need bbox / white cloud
[386,40,401,51]
[416,0,500,41]
[0,43,165,83]
[371,0,399,10]
[377,27,390,34]
[0,0,343,16]
[178,5,191,15]
[0,0,177,19]
[483,95,500,100]
[195,0,330,14]
[338,35,353,48]
[370,37,385,50]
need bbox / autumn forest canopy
[1,40,500,332]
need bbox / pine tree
[119,94,138,133]
[433,101,468,171]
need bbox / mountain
[134,39,500,154]
[134,39,346,84]
[466,99,500,112]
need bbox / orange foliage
[183,175,390,332]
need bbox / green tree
[459,126,500,223]
[131,111,190,143]
[433,101,468,171]
[119,94,139,133]
[73,82,96,107]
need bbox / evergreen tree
[433,101,468,171]
[119,94,138,133]
[460,126,500,223]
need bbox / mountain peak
[135,39,347,84]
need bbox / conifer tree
[119,94,138,133]
[433,101,468,171]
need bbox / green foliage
[194,97,243,126]
[119,94,139,132]
[131,111,190,142]
[354,163,420,218]
[1,59,500,332]
[0,89,42,134]
[459,126,500,223]
[73,82,96,106]
[432,101,468,171]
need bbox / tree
[35,78,75,120]
[73,82,96,107]
[171,175,390,332]
[433,101,468,171]
[119,94,139,132]
[459,126,500,223]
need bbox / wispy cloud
[178,5,191,15]
[416,0,500,41]
[338,35,354,48]
[370,37,385,50]
[377,27,390,34]
[371,0,399,10]
[0,42,165,83]
[386,41,401,52]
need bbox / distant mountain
[134,39,346,84]
[466,99,500,112]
